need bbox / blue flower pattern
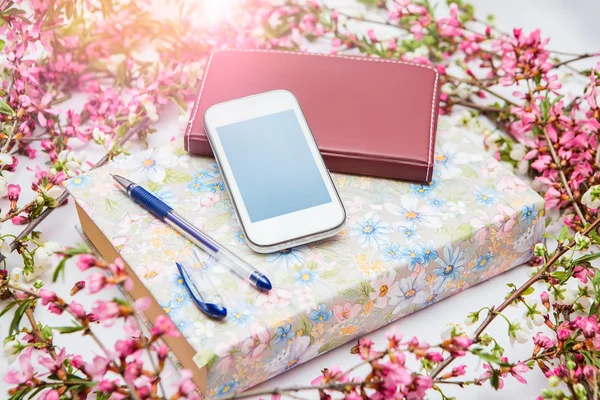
[66,130,546,394]
[433,244,466,281]
[309,304,333,323]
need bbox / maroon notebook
[185,49,440,182]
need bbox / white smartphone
[204,90,346,254]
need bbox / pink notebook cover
[185,49,440,182]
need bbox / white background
[1,1,600,399]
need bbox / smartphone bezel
[204,90,346,253]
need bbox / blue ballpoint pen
[111,174,272,291]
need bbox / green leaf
[164,169,192,184]
[0,99,15,116]
[341,288,358,301]
[146,181,162,193]
[490,368,500,390]
[522,287,535,296]
[52,257,67,282]
[62,244,90,256]
[320,267,340,280]
[0,39,5,52]
[96,391,111,400]
[173,146,187,157]
[203,212,231,231]
[471,348,512,367]
[10,300,31,335]
[26,386,46,400]
[115,122,129,138]
[574,252,600,264]
[104,198,120,215]
[0,301,18,318]
[453,222,474,241]
[558,226,568,242]
[297,315,313,339]
[358,281,374,299]
[53,325,85,334]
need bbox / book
[184,49,441,182]
[67,119,544,396]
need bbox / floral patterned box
[67,118,545,397]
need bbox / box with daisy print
[66,116,545,397]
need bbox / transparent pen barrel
[164,211,256,280]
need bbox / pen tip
[256,275,272,292]
[201,303,228,320]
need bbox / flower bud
[533,243,546,257]
[574,232,591,250]
[33,279,43,289]
[573,383,586,398]
[548,375,560,387]
[581,185,600,209]
[23,268,36,282]
[541,388,554,399]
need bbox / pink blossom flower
[39,389,59,400]
[38,288,56,305]
[71,355,84,369]
[575,316,597,338]
[12,216,28,225]
[214,335,241,372]
[533,332,555,349]
[425,352,444,362]
[367,29,378,43]
[134,297,151,312]
[76,254,98,271]
[480,363,504,389]
[242,323,270,363]
[124,359,143,383]
[509,362,529,384]
[451,364,467,377]
[114,339,137,358]
[150,315,180,337]
[447,336,472,356]
[174,369,198,397]
[531,154,552,172]
[405,375,433,399]
[47,303,64,315]
[311,366,347,385]
[69,301,86,319]
[4,347,34,384]
[87,273,106,293]
[92,300,120,325]
[85,356,110,378]
[97,379,118,393]
[333,302,361,323]
[573,266,594,284]
[7,184,20,201]
[38,347,69,374]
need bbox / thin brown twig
[6,117,149,253]
[553,53,599,69]
[541,126,587,224]
[430,215,600,378]
[218,380,382,400]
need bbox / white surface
[1,1,600,399]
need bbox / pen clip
[175,261,227,320]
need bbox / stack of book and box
[67,115,545,396]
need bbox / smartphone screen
[216,109,332,223]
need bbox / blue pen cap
[175,262,227,320]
